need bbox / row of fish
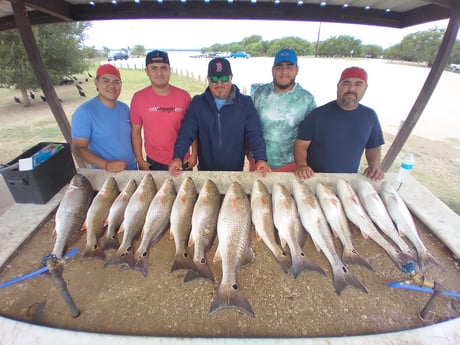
[52,173,440,318]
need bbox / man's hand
[138,160,150,171]
[168,158,183,176]
[363,166,384,181]
[294,165,314,180]
[105,160,127,173]
[254,160,271,177]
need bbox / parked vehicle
[108,52,129,61]
[230,51,250,59]
[449,63,460,72]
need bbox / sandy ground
[0,202,459,337]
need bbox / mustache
[344,92,357,96]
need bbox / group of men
[71,48,385,181]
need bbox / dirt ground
[0,206,459,338]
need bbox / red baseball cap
[339,67,367,83]
[96,64,121,79]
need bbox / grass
[1,62,459,216]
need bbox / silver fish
[316,182,373,271]
[134,178,176,277]
[380,181,440,269]
[336,178,412,270]
[357,180,416,260]
[52,174,93,258]
[170,177,198,272]
[102,179,137,251]
[82,176,119,260]
[185,179,221,283]
[210,182,254,317]
[251,180,291,274]
[292,179,368,295]
[104,174,156,269]
[271,183,324,278]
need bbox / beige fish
[82,177,119,260]
[271,183,324,278]
[250,180,291,274]
[210,182,254,317]
[357,180,416,260]
[292,179,368,295]
[104,174,156,269]
[134,178,176,277]
[170,177,198,272]
[380,181,440,269]
[316,182,373,271]
[336,178,412,270]
[185,179,221,283]
[102,179,137,251]
[52,174,93,258]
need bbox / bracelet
[104,161,109,171]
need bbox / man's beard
[341,93,358,107]
[274,80,295,90]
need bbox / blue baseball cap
[274,48,297,66]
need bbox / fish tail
[418,250,441,270]
[171,249,197,272]
[82,244,106,260]
[134,257,149,277]
[274,251,292,275]
[184,260,215,283]
[342,247,374,271]
[104,247,135,269]
[291,253,325,278]
[209,283,255,317]
[102,235,120,251]
[332,265,368,295]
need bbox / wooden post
[11,0,87,168]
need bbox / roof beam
[24,0,73,22]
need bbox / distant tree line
[201,27,460,67]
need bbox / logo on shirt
[148,107,183,113]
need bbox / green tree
[361,44,384,58]
[319,35,362,58]
[0,22,91,106]
[384,27,444,66]
[131,44,146,58]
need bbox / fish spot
[142,252,147,257]
[200,258,206,264]
[232,283,239,290]
[341,266,349,273]
[300,252,305,257]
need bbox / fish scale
[104,174,157,270]
[292,179,368,295]
[210,181,254,317]
[52,174,94,259]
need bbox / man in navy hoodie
[168,58,270,176]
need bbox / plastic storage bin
[0,142,76,204]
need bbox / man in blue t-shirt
[71,64,137,172]
[294,66,384,181]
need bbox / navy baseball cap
[274,48,297,66]
[208,58,233,77]
[146,50,170,66]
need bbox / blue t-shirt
[297,101,384,173]
[71,97,137,170]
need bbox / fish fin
[184,260,215,284]
[102,235,120,251]
[332,265,368,295]
[209,283,255,318]
[241,247,255,266]
[171,249,197,272]
[117,224,125,234]
[213,246,222,263]
[187,236,195,247]
[342,247,374,271]
[81,244,106,260]
[291,253,325,278]
[81,221,88,231]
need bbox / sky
[84,18,452,51]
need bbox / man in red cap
[294,66,384,180]
[71,64,137,171]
